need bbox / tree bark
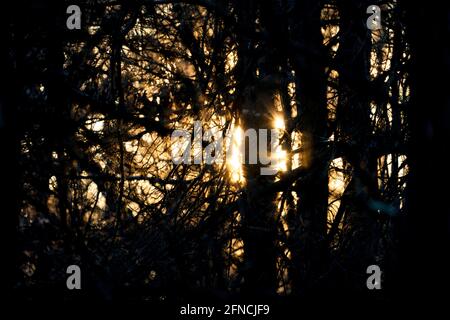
[335,0,380,290]
[288,0,330,295]
[401,0,450,306]
[235,0,279,297]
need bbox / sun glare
[228,125,244,183]
[274,115,285,130]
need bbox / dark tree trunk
[401,0,450,306]
[335,0,380,290]
[235,0,279,297]
[0,5,21,300]
[288,0,330,295]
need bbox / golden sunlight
[227,125,244,183]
